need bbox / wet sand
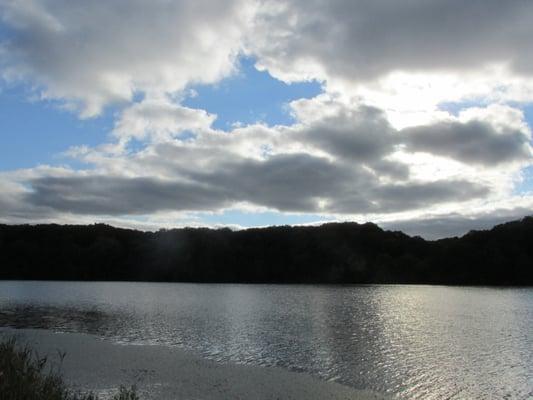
[1,327,389,400]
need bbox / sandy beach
[1,327,389,400]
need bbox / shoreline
[0,327,389,400]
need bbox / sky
[0,0,533,239]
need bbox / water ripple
[0,282,532,399]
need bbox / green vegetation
[0,338,139,400]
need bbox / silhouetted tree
[0,217,532,285]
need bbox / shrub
[0,338,139,400]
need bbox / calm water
[0,281,531,399]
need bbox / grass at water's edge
[0,337,139,400]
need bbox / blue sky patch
[0,86,115,169]
[183,57,323,131]
[199,209,328,228]
[517,165,533,194]
[437,100,489,116]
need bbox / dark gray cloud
[372,181,489,212]
[23,153,489,216]
[0,182,61,223]
[187,153,371,212]
[403,120,532,165]
[381,208,533,240]
[331,180,488,214]
[252,0,533,82]
[370,160,410,181]
[294,103,532,169]
[154,146,488,214]
[292,105,410,179]
[26,175,235,214]
[302,106,395,162]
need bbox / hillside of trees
[0,217,532,285]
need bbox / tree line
[0,217,531,285]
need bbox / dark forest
[1,217,532,285]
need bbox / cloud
[403,120,532,166]
[22,152,488,217]
[324,179,489,215]
[0,92,530,226]
[298,105,396,162]
[185,153,364,212]
[0,176,61,223]
[0,0,254,116]
[289,99,532,172]
[371,181,489,213]
[26,175,234,214]
[0,1,532,236]
[249,0,533,84]
[381,208,533,240]
[3,0,533,120]
[113,97,216,143]
[0,96,526,221]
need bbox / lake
[0,281,531,399]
